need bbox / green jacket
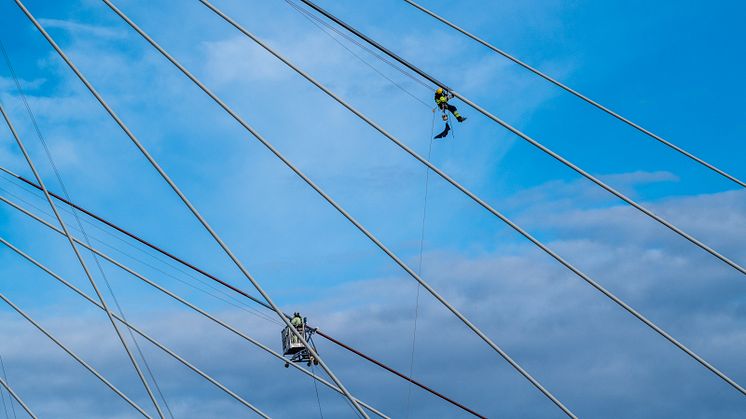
[291,316,303,327]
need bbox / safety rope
[311,364,325,419]
[405,109,436,417]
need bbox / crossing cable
[208,0,746,397]
[15,2,367,417]
[0,38,175,419]
[295,1,746,278]
[109,0,570,416]
[0,357,17,419]
[0,290,151,417]
[0,195,389,419]
[401,0,746,189]
[0,104,166,418]
[0,236,274,419]
[0,171,479,419]
[0,376,34,419]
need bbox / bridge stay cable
[0,377,34,419]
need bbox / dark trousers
[439,103,461,118]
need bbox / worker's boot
[457,116,467,123]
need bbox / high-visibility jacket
[434,91,450,106]
[291,316,303,328]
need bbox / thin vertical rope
[405,110,436,417]
[311,364,325,419]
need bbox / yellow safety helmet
[435,87,444,95]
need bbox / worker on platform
[290,312,304,329]
[434,88,466,122]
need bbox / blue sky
[0,0,745,417]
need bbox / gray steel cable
[0,236,271,418]
[0,38,175,419]
[0,291,150,417]
[0,358,16,419]
[0,377,34,419]
[14,2,367,417]
[402,0,746,189]
[0,104,165,418]
[135,1,576,416]
[297,0,746,278]
[0,194,389,419]
[237,0,746,396]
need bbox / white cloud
[37,18,126,40]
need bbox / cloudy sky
[0,0,745,417]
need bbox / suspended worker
[435,87,466,122]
